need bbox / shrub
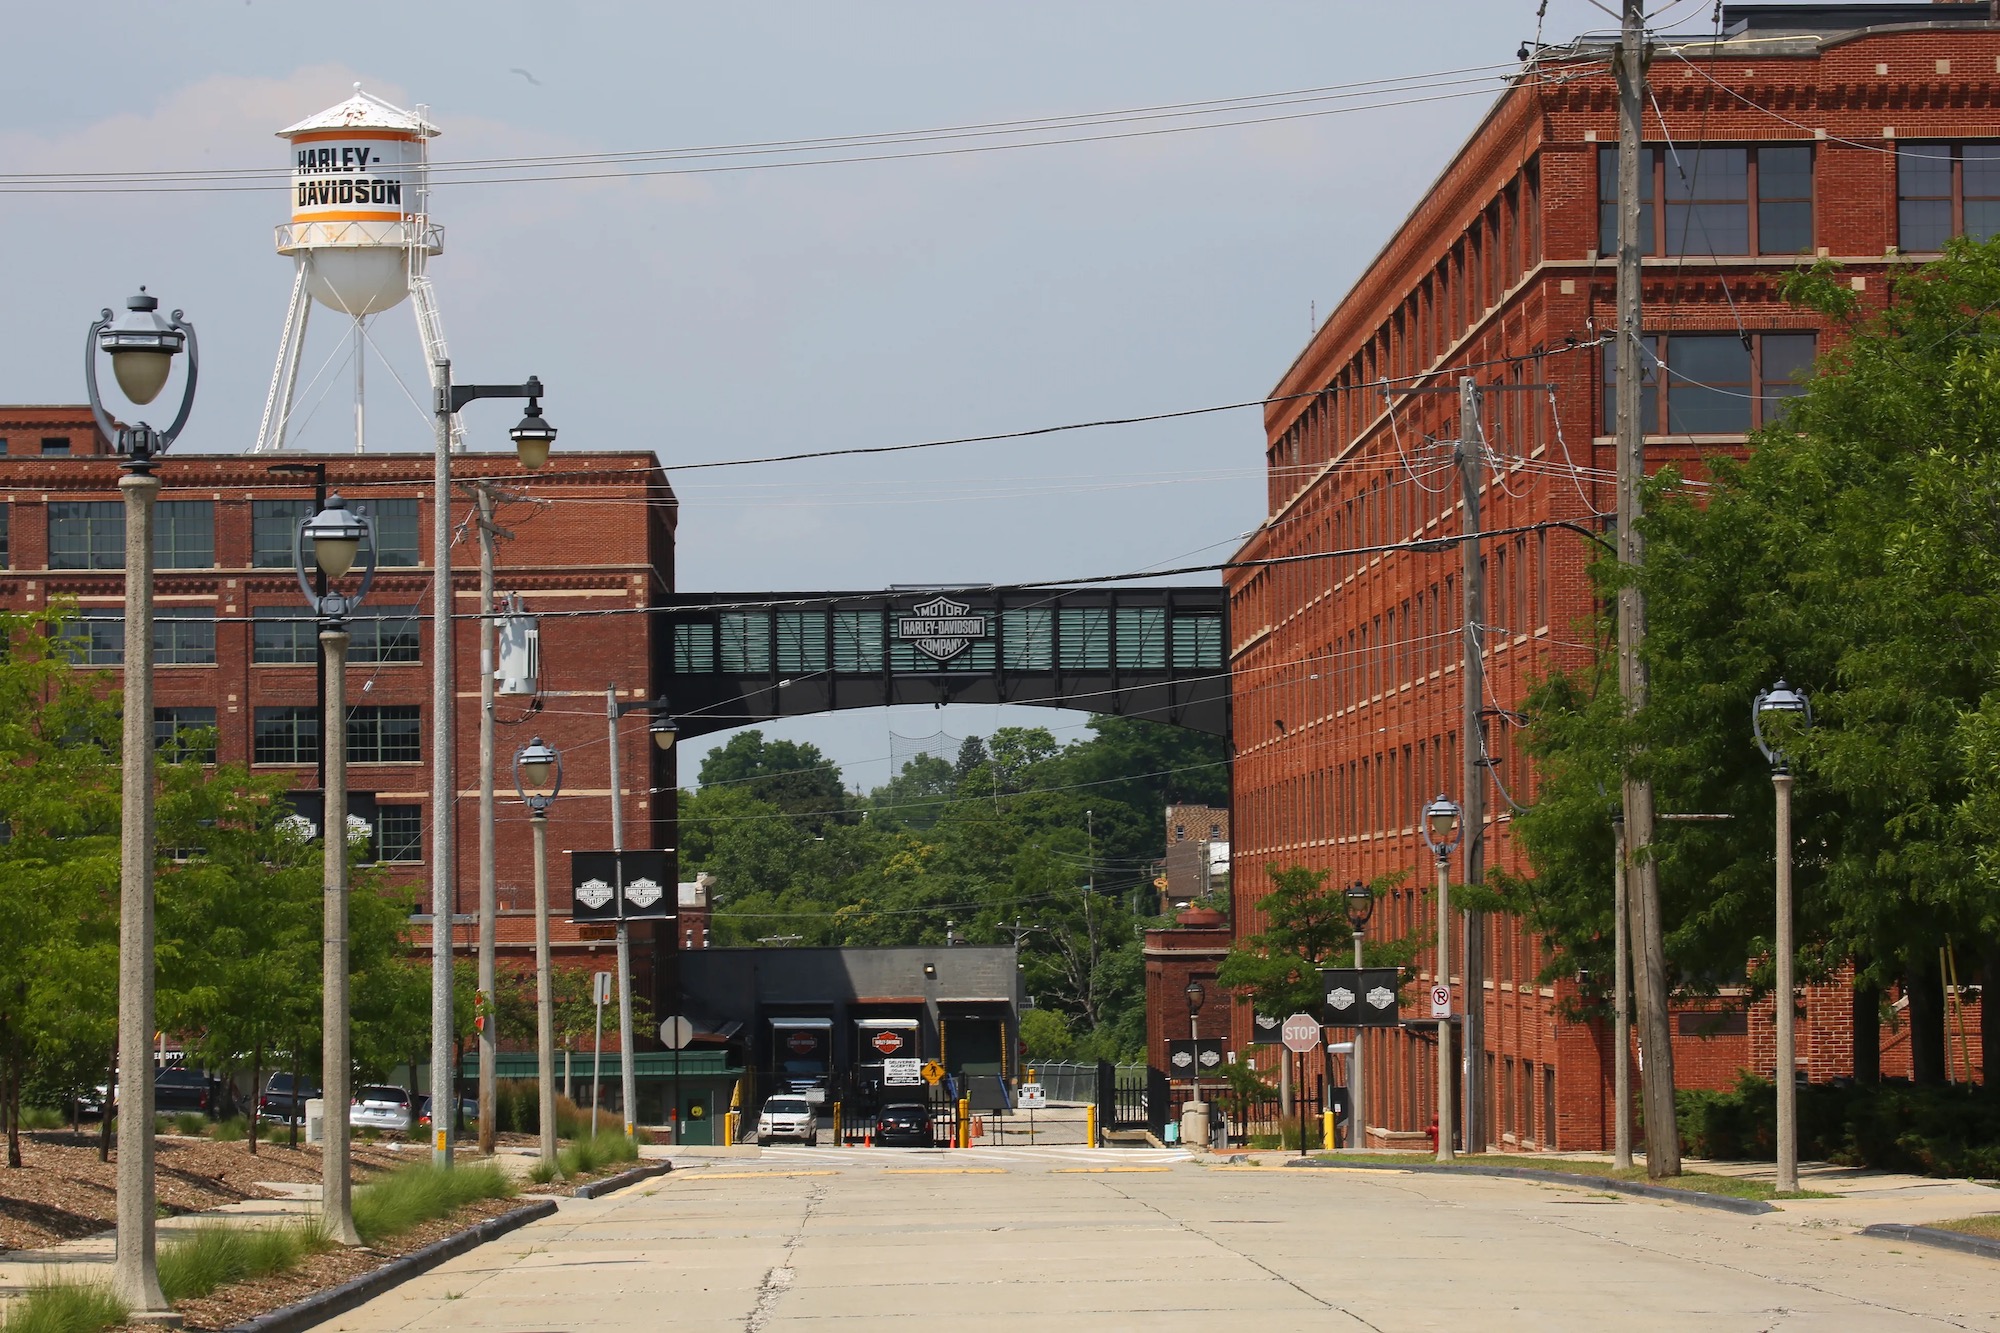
[1676,1075,2000,1178]
[494,1079,541,1135]
[0,1279,128,1333]
[158,1223,332,1303]
[210,1116,248,1143]
[351,1162,515,1246]
[554,1095,597,1140]
[170,1113,209,1137]
[527,1159,560,1185]
[17,1106,66,1132]
[557,1132,638,1177]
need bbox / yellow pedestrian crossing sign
[922,1060,945,1085]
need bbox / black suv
[257,1072,322,1126]
[155,1068,223,1118]
[875,1102,933,1148]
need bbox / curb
[1861,1222,2000,1261]
[225,1199,558,1333]
[573,1161,672,1199]
[1285,1159,1776,1215]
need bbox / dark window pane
[672,622,716,674]
[0,504,9,570]
[348,705,421,764]
[1001,609,1053,671]
[48,502,124,570]
[154,500,214,569]
[252,499,313,568]
[350,605,420,665]
[718,613,770,673]
[1665,334,1752,434]
[373,806,423,862]
[361,498,420,567]
[153,607,216,666]
[1602,337,1660,436]
[254,707,319,765]
[1898,145,1953,250]
[1598,146,1619,253]
[1757,146,1813,253]
[60,610,123,665]
[253,608,316,664]
[775,612,829,673]
[1663,148,1748,255]
[154,707,217,763]
[1760,333,1816,423]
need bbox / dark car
[257,1072,322,1126]
[875,1102,933,1148]
[155,1068,222,1118]
[415,1094,477,1130]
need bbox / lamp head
[1752,678,1813,770]
[301,493,367,580]
[1421,793,1463,856]
[516,736,560,796]
[99,288,185,406]
[1184,979,1205,1013]
[509,398,556,471]
[648,713,679,752]
[1344,880,1376,932]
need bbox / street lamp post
[294,497,378,1247]
[1343,881,1375,1151]
[515,737,564,1172]
[1754,679,1812,1194]
[1183,979,1204,1117]
[603,694,677,1139]
[85,289,197,1325]
[1421,795,1463,1162]
[429,371,555,1166]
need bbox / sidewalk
[1211,1149,2000,1230]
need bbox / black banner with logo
[569,849,675,922]
[1317,967,1403,1027]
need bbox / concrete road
[323,1147,2000,1332]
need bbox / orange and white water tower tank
[274,84,440,316]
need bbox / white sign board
[1017,1083,1047,1109]
[658,1015,694,1050]
[882,1057,923,1086]
[1280,1012,1321,1055]
[1430,984,1452,1019]
[593,972,612,1005]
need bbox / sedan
[874,1102,933,1148]
[415,1094,477,1129]
[349,1085,412,1132]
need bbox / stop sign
[871,1030,905,1055]
[1280,1012,1321,1054]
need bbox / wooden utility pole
[1615,0,1680,1177]
[1456,374,1488,1154]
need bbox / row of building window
[1600,331,1815,435]
[1594,141,2000,258]
[60,607,423,667]
[251,705,422,766]
[0,437,76,456]
[0,498,422,571]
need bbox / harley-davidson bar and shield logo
[895,595,990,664]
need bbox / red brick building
[0,416,680,1021]
[1224,2,1992,1152]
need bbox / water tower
[253,85,462,453]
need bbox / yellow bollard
[832,1102,842,1145]
[723,1110,739,1146]
[1321,1109,1336,1152]
[957,1097,971,1148]
[1087,1103,1099,1148]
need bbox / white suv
[756,1096,819,1146]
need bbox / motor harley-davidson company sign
[895,595,990,664]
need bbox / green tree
[1217,865,1413,1019]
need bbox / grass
[17,1106,66,1131]
[527,1159,561,1185]
[351,1161,516,1247]
[0,1279,128,1333]
[157,1222,334,1303]
[1928,1214,2000,1239]
[1309,1152,1837,1201]
[211,1115,248,1142]
[556,1132,639,1178]
[168,1112,210,1136]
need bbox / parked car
[257,1072,321,1126]
[756,1096,819,1147]
[415,1094,477,1130]
[349,1085,412,1132]
[874,1102,932,1148]
[155,1068,222,1118]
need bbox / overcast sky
[1,1,1697,790]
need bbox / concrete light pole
[86,289,197,1326]
[294,495,378,1247]
[1421,795,1462,1162]
[428,369,555,1165]
[516,737,564,1172]
[1754,680,1812,1194]
[604,692,679,1139]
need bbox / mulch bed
[0,1131,418,1252]
[156,1195,526,1332]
